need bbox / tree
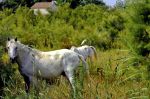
[115,0,124,8]
[69,0,105,9]
[0,0,36,10]
[123,0,150,67]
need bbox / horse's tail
[90,46,97,60]
[78,54,89,75]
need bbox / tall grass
[1,50,149,98]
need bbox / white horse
[6,38,88,97]
[70,45,97,62]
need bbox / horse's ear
[15,37,17,41]
[7,37,10,41]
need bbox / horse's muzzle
[10,58,16,63]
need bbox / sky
[103,0,117,6]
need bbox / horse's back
[43,49,73,55]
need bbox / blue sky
[103,0,117,6]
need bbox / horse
[6,38,88,97]
[70,45,97,63]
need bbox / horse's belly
[36,61,63,79]
[37,67,63,78]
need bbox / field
[1,50,149,99]
[0,1,150,99]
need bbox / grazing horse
[6,38,88,97]
[70,45,97,62]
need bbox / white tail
[90,46,97,60]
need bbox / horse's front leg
[22,74,30,94]
[29,76,39,95]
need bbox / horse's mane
[17,41,41,55]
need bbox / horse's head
[70,46,80,54]
[70,46,76,50]
[6,37,18,63]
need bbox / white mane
[16,42,41,57]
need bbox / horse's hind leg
[64,70,76,98]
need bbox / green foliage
[122,1,150,68]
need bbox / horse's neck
[18,43,30,54]
[16,44,33,66]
